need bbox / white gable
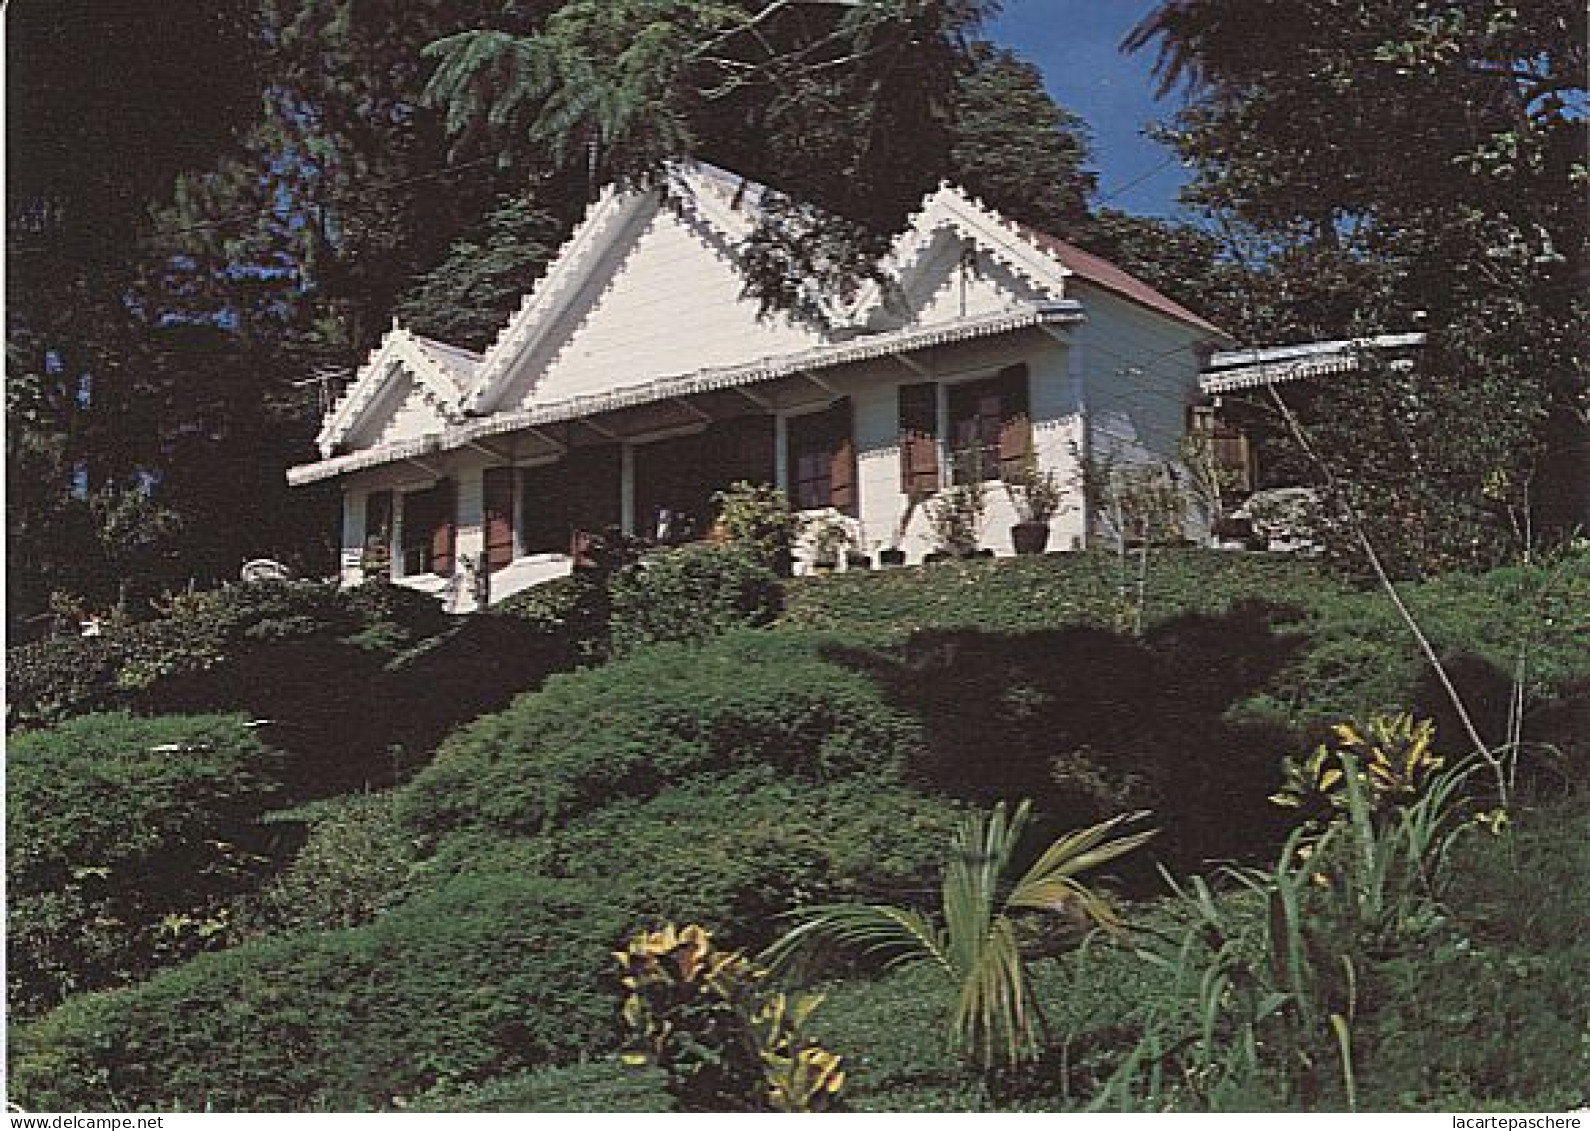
[904,231,1047,327]
[494,203,825,410]
[346,368,450,449]
[316,326,467,456]
[854,185,1073,332]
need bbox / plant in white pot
[807,514,852,574]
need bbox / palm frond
[762,902,951,977]
[953,916,1035,1069]
[1008,811,1157,920]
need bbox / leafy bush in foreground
[607,544,783,655]
[238,792,415,939]
[10,873,629,1112]
[399,631,920,839]
[6,713,283,1015]
[539,771,962,948]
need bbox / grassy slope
[14,551,1587,1112]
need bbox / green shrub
[607,544,782,655]
[711,481,800,573]
[7,581,365,728]
[6,713,284,1015]
[239,792,414,938]
[5,634,124,727]
[537,771,961,948]
[491,571,611,655]
[9,873,631,1112]
[399,631,921,838]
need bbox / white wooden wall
[498,205,825,410]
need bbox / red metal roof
[1017,224,1230,340]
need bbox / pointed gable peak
[315,323,469,456]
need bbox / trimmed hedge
[398,630,921,839]
[539,769,962,947]
[607,544,782,655]
[238,792,414,938]
[10,873,630,1112]
[7,713,283,1015]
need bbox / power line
[1094,154,1184,208]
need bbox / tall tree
[1130,0,1588,574]
[6,0,264,623]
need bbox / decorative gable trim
[460,165,782,418]
[459,185,653,417]
[850,184,1074,327]
[316,324,468,457]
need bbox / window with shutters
[898,382,940,499]
[400,479,455,576]
[786,400,854,514]
[946,364,1031,485]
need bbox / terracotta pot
[1011,522,1051,556]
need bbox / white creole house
[288,163,1232,610]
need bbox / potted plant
[1004,458,1065,556]
[808,515,852,575]
[360,539,392,579]
[925,480,986,560]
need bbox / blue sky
[986,0,1190,217]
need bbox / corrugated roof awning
[1200,333,1426,394]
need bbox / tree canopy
[1129,0,1588,573]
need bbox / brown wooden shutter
[365,490,393,552]
[828,397,858,516]
[483,467,516,573]
[996,363,1032,480]
[898,382,939,498]
[431,478,456,576]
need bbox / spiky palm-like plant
[764,800,1155,1070]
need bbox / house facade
[287,164,1230,610]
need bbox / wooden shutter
[829,398,858,516]
[898,382,940,498]
[430,478,456,576]
[995,363,1032,480]
[483,467,516,573]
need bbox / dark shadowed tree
[1129,0,1588,573]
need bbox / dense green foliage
[7,713,284,1015]
[607,544,783,655]
[1129,0,1587,570]
[398,630,921,839]
[9,873,630,1112]
[10,551,1588,1112]
[239,793,415,938]
[7,577,590,799]
[541,772,960,949]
